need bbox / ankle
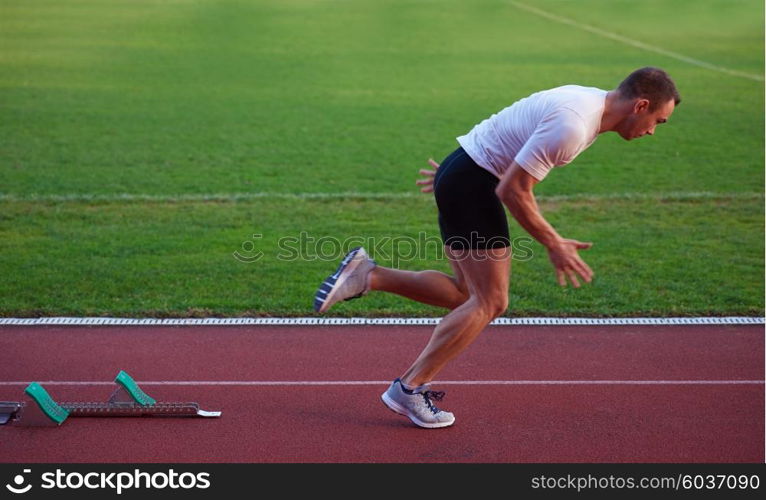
[400,380,417,392]
[399,378,427,393]
[367,266,380,292]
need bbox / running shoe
[381,378,455,429]
[313,246,376,313]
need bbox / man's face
[618,98,675,140]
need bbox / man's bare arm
[495,162,594,288]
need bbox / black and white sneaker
[313,247,376,313]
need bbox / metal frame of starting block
[0,370,221,426]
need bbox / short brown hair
[617,67,681,110]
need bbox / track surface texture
[0,324,762,463]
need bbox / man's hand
[416,158,440,193]
[547,239,594,288]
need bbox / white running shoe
[381,378,455,429]
[313,247,376,313]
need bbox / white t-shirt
[457,85,608,181]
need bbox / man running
[313,67,680,428]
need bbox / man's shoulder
[540,85,606,132]
[539,85,607,107]
[545,84,605,95]
[543,107,589,137]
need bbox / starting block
[0,371,221,426]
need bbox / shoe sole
[380,392,455,429]
[315,248,366,313]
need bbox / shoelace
[422,390,446,414]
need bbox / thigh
[446,246,511,297]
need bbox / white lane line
[0,191,762,203]
[0,380,762,386]
[508,1,764,82]
[0,317,762,326]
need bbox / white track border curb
[0,317,762,326]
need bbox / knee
[488,293,509,319]
[474,290,508,320]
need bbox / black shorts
[433,147,510,249]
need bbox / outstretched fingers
[553,243,594,288]
[416,158,440,193]
[572,257,593,283]
[557,268,582,288]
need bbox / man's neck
[599,90,628,134]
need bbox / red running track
[0,324,762,463]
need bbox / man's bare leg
[368,261,468,310]
[399,246,511,387]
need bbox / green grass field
[1,0,763,317]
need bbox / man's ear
[634,98,650,113]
